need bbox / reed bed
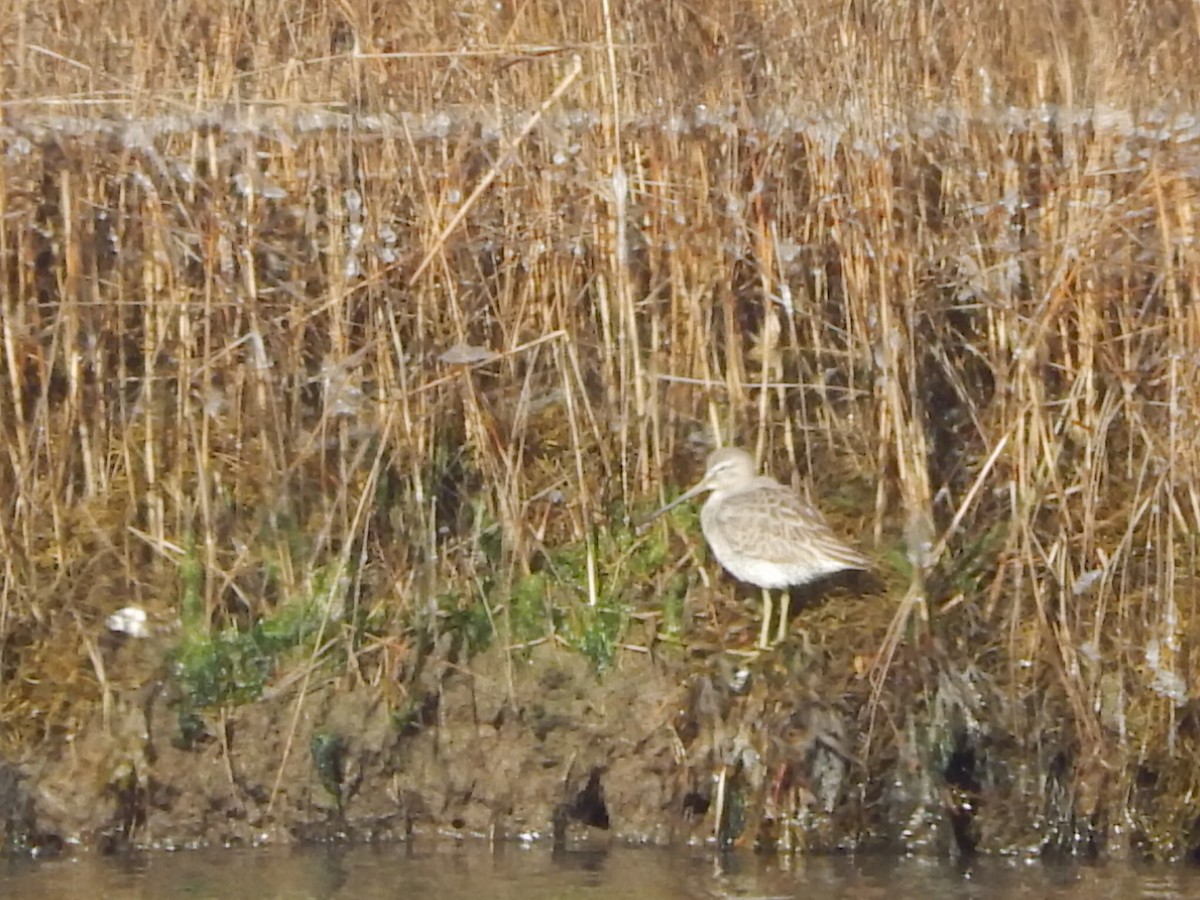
[3,0,1200,856]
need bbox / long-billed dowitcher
[649,447,869,649]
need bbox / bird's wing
[711,486,868,569]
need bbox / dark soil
[1,579,1159,861]
[4,589,907,856]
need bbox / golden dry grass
[4,0,1200,855]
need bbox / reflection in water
[552,843,611,882]
[3,844,1200,900]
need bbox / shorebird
[648,447,869,649]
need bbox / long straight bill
[636,481,708,534]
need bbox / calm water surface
[2,844,1198,899]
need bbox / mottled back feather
[699,473,868,589]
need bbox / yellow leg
[758,588,773,649]
[713,765,727,844]
[776,591,791,644]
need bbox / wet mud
[1,574,1192,862]
[3,588,901,856]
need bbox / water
[2,844,1198,900]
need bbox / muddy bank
[5,590,902,855]
[4,572,1192,862]
[0,585,1034,859]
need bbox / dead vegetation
[3,0,1200,858]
